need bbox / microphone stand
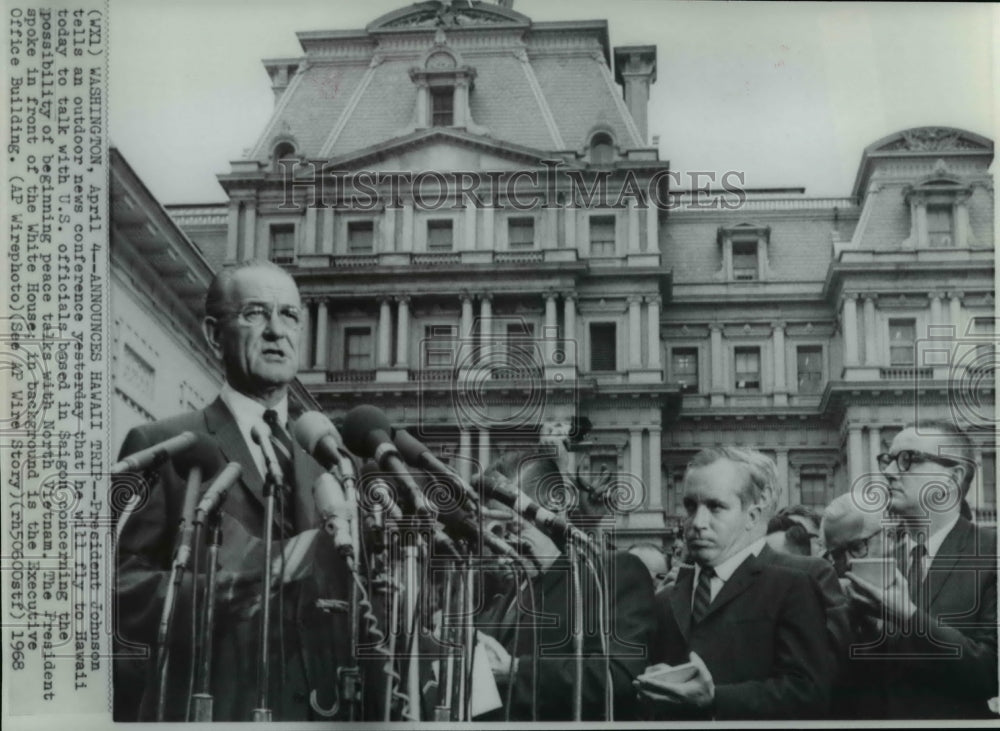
[342,476,362,721]
[252,474,276,722]
[434,562,456,721]
[568,533,584,722]
[460,556,476,721]
[191,514,223,721]
[402,527,423,722]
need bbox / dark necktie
[907,541,927,605]
[263,409,296,533]
[692,566,715,624]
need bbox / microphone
[111,431,198,474]
[172,436,225,567]
[393,429,479,508]
[293,411,356,487]
[250,421,284,489]
[342,405,434,517]
[195,463,243,523]
[435,505,523,563]
[312,473,354,555]
[479,470,592,546]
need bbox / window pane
[589,215,616,256]
[344,327,373,371]
[348,221,374,253]
[590,323,617,371]
[732,241,758,280]
[508,217,535,248]
[973,317,996,365]
[926,204,953,247]
[505,322,537,369]
[270,224,295,263]
[734,346,760,390]
[431,87,453,126]
[799,473,827,509]
[889,319,916,366]
[672,348,698,393]
[427,220,453,251]
[424,325,457,368]
[796,346,823,394]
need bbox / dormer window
[717,223,770,282]
[272,141,297,171]
[902,164,973,248]
[409,41,477,130]
[589,133,615,165]
[430,87,454,127]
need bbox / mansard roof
[247,2,641,165]
[851,126,993,199]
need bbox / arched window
[590,133,615,165]
[273,142,297,170]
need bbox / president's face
[204,266,302,399]
[883,427,962,519]
[683,459,763,568]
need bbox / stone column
[314,300,329,370]
[772,322,787,395]
[462,204,476,252]
[564,202,576,249]
[482,204,494,251]
[710,324,724,394]
[563,294,577,365]
[948,291,963,329]
[647,296,662,369]
[842,294,859,367]
[955,200,970,248]
[648,427,662,510]
[226,199,241,262]
[322,206,335,254]
[646,197,658,253]
[628,198,641,254]
[300,300,312,369]
[929,292,943,327]
[776,448,790,508]
[458,429,472,483]
[479,294,493,365]
[377,298,392,368]
[395,296,410,368]
[460,293,474,342]
[847,424,864,493]
[628,428,643,486]
[454,80,468,128]
[401,201,414,252]
[244,204,257,261]
[628,296,643,369]
[915,203,928,247]
[861,296,877,365]
[868,426,882,484]
[544,293,558,363]
[304,204,318,255]
[477,428,491,475]
[383,204,396,253]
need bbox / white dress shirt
[218,382,289,480]
[693,536,767,605]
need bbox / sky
[109,1,996,205]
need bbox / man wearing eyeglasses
[844,420,997,719]
[114,261,352,721]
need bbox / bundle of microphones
[113,404,594,572]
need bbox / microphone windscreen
[292,410,337,454]
[393,429,426,465]
[171,434,223,479]
[342,405,393,459]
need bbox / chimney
[264,61,300,107]
[613,46,657,144]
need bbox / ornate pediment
[370,1,530,31]
[873,126,992,154]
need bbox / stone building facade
[159,1,995,543]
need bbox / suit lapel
[701,551,762,622]
[203,397,269,518]
[669,566,695,640]
[927,518,972,606]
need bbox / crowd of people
[113,260,998,722]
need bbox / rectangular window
[589,322,617,372]
[799,472,828,509]
[423,324,457,369]
[889,319,916,366]
[732,240,758,280]
[589,215,616,257]
[505,322,537,369]
[926,204,954,247]
[796,345,823,394]
[269,224,296,263]
[430,87,454,127]
[344,327,373,371]
[427,219,454,251]
[347,220,375,253]
[671,347,699,394]
[972,316,995,366]
[734,346,761,391]
[508,217,535,249]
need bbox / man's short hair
[767,504,821,535]
[686,446,781,512]
[204,259,295,319]
[906,419,976,496]
[487,449,564,506]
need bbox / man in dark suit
[846,420,998,719]
[475,453,657,721]
[113,261,351,721]
[640,447,837,720]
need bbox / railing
[495,251,544,264]
[879,366,934,380]
[413,252,461,266]
[489,365,544,380]
[408,368,456,382]
[331,254,378,268]
[325,369,376,383]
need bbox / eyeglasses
[823,529,882,561]
[876,449,961,473]
[224,303,303,331]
